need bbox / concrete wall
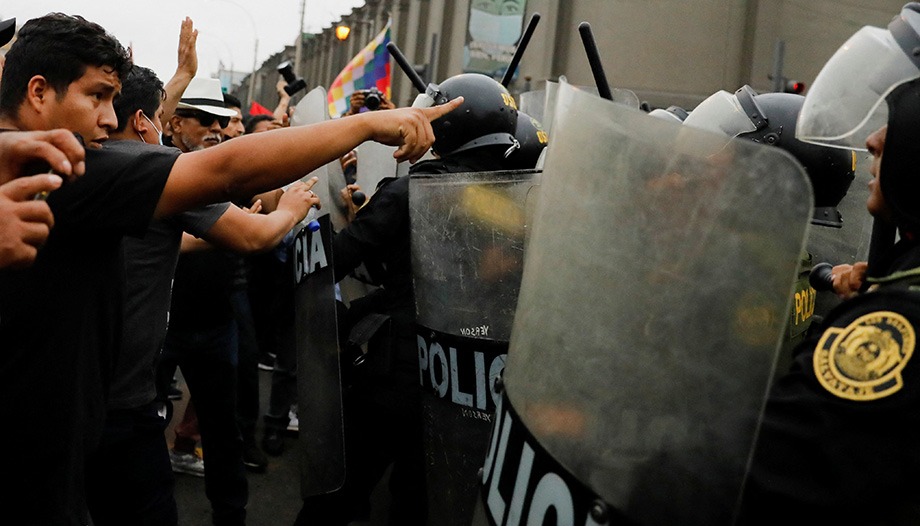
[232,0,905,114]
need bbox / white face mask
[138,113,163,145]
[468,8,524,46]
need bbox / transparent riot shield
[542,78,639,136]
[325,155,350,232]
[290,86,349,231]
[519,89,546,124]
[411,168,542,526]
[290,85,328,127]
[292,214,345,496]
[475,81,812,526]
[354,141,403,200]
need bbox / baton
[501,13,541,88]
[578,22,613,101]
[808,262,834,292]
[387,41,428,94]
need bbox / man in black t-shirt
[0,13,459,524]
[82,65,317,526]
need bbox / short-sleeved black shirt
[0,139,176,523]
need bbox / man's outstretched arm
[154,98,463,218]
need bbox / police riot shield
[290,85,328,127]
[290,86,349,231]
[411,168,542,525]
[292,214,346,496]
[519,89,546,124]
[541,79,640,137]
[354,141,408,200]
[324,153,351,232]
[474,81,812,526]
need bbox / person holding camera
[344,88,395,116]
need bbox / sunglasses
[176,110,231,129]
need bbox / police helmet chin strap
[448,133,519,157]
[504,138,521,159]
[735,85,768,132]
[735,85,785,144]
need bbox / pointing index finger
[425,96,464,121]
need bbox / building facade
[233,0,904,114]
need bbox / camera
[277,61,307,96]
[362,88,384,111]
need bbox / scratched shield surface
[496,81,812,525]
[410,169,542,526]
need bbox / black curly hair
[0,13,131,117]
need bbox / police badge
[814,311,915,401]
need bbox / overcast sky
[1,0,366,82]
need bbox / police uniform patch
[813,311,915,401]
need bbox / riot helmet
[796,3,920,150]
[796,3,920,231]
[684,86,856,227]
[648,105,689,123]
[503,111,548,170]
[427,73,519,158]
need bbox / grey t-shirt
[110,150,230,409]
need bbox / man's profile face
[866,125,892,221]
[43,65,120,148]
[172,111,222,152]
[222,107,244,140]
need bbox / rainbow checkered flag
[328,21,391,118]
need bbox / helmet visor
[797,26,920,151]
[683,90,757,138]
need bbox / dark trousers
[264,316,297,432]
[256,265,298,433]
[157,321,248,526]
[231,289,261,444]
[86,402,178,526]
[295,354,426,526]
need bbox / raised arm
[273,79,291,123]
[161,17,198,128]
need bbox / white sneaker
[170,449,205,477]
[287,404,299,433]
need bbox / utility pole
[294,0,306,78]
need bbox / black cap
[1,18,15,48]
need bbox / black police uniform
[739,237,920,524]
[294,151,506,525]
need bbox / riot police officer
[683,86,857,363]
[295,72,518,526]
[739,3,920,522]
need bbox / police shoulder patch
[813,311,915,401]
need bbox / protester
[0,12,459,523]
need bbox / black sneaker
[261,429,284,457]
[243,443,268,473]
